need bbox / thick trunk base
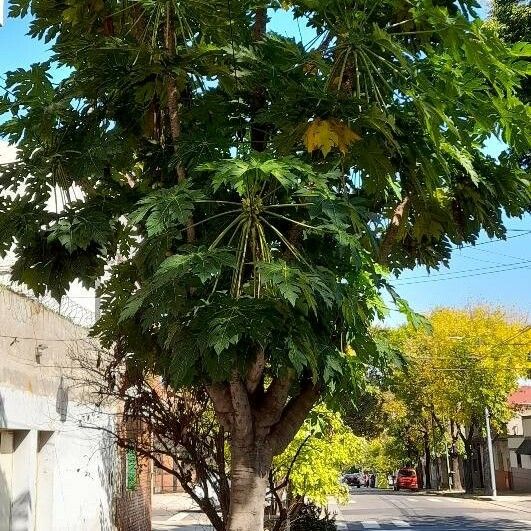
[227,443,272,531]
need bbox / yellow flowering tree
[272,405,366,511]
[392,306,529,492]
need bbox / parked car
[343,472,363,488]
[394,468,418,491]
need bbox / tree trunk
[228,441,272,531]
[463,441,474,493]
[450,455,463,491]
[423,430,432,490]
[208,373,319,531]
[449,421,463,491]
[459,423,475,494]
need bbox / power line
[0,333,93,343]
[395,263,530,285]
[458,231,531,248]
[458,246,531,263]
[396,260,531,283]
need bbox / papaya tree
[1,0,530,529]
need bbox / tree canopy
[1,1,530,529]
[490,0,531,47]
[389,306,530,491]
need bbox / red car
[394,468,418,491]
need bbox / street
[336,489,531,530]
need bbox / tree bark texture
[228,440,272,531]
[463,442,474,493]
[450,455,463,491]
[208,372,319,531]
[423,430,432,490]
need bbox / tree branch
[246,346,265,394]
[207,383,234,431]
[268,382,320,455]
[274,433,312,492]
[255,373,295,430]
[164,3,195,242]
[229,372,254,445]
[378,195,410,265]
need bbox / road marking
[405,496,420,503]
[361,522,380,529]
[426,497,443,503]
[392,521,411,527]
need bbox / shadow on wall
[98,420,117,531]
[0,392,9,528]
[10,491,31,531]
[0,392,6,428]
[55,377,69,423]
[0,455,11,529]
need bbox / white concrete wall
[0,287,118,531]
[523,416,531,437]
[507,409,531,436]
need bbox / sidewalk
[428,489,531,514]
[151,492,214,531]
[152,492,343,530]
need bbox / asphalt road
[336,489,531,531]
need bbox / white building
[508,414,531,492]
[0,284,118,530]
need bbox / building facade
[492,386,531,492]
[0,284,151,530]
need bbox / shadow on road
[346,515,531,530]
[412,516,529,528]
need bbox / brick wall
[511,467,531,492]
[116,457,151,531]
[153,454,183,494]
[115,420,152,531]
[495,469,512,491]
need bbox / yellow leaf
[345,345,356,357]
[303,118,361,157]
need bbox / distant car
[394,468,418,491]
[343,472,363,488]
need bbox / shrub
[290,503,336,531]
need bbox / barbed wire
[0,272,96,329]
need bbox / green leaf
[130,183,204,237]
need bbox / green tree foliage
[1,1,530,528]
[490,0,531,45]
[273,406,366,507]
[364,435,405,486]
[390,307,530,491]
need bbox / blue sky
[0,3,529,325]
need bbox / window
[517,453,523,469]
[126,449,138,491]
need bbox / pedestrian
[370,473,376,488]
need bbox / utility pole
[484,407,497,498]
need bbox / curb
[427,490,531,515]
